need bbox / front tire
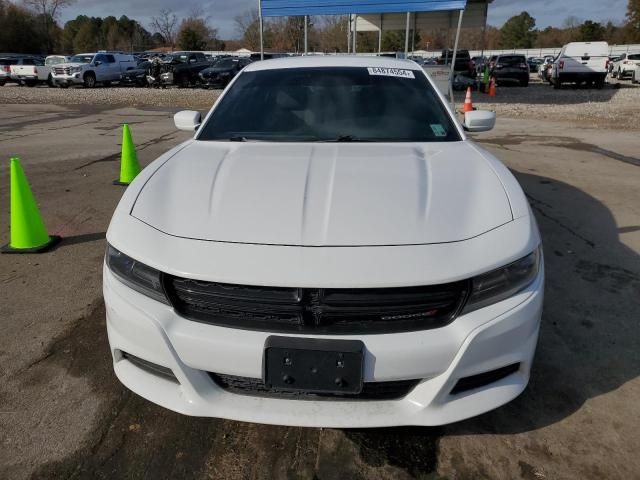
[83,72,96,88]
[47,74,54,87]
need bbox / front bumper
[104,260,544,428]
[52,73,83,85]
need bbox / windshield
[46,56,67,66]
[168,53,189,63]
[70,55,93,64]
[198,67,460,143]
[215,58,237,69]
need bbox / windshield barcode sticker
[367,67,415,79]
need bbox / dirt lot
[0,84,639,480]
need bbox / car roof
[244,55,421,72]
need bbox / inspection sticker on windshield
[367,67,415,79]
[430,124,447,137]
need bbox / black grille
[210,372,419,401]
[164,277,469,334]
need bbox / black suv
[439,49,472,75]
[490,54,530,87]
[199,57,252,88]
[159,52,210,87]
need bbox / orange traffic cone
[488,77,497,97]
[462,87,474,113]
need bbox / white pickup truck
[551,41,609,89]
[51,52,136,88]
[9,55,70,87]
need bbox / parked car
[0,56,21,86]
[249,52,289,61]
[551,42,609,89]
[199,57,252,88]
[120,60,151,87]
[159,51,210,87]
[527,57,544,73]
[104,56,544,428]
[538,56,555,83]
[9,55,70,87]
[51,52,136,88]
[439,49,473,75]
[490,54,530,87]
[611,53,640,80]
[8,56,44,86]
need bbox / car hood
[131,141,513,247]
[57,63,86,68]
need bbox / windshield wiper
[317,135,373,142]
[227,136,266,142]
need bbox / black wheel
[25,80,37,87]
[83,72,96,88]
[58,84,69,88]
[47,74,54,87]
[0,81,5,87]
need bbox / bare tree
[150,8,178,48]
[235,9,261,50]
[23,0,75,52]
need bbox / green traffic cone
[113,124,141,186]
[1,157,60,254]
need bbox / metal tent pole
[378,14,382,54]
[449,9,464,107]
[411,12,416,55]
[304,16,308,55]
[404,12,410,57]
[347,15,351,53]
[353,15,358,53]
[258,0,264,60]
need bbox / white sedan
[104,56,544,428]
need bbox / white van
[551,42,609,89]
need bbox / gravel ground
[0,84,223,110]
[457,76,640,131]
[1,74,638,130]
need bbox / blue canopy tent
[257,0,471,98]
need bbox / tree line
[0,1,224,54]
[1,0,639,55]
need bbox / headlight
[462,246,542,314]
[70,66,81,73]
[106,245,168,304]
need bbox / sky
[59,0,630,40]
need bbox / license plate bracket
[264,336,364,395]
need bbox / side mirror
[463,110,496,133]
[94,61,102,67]
[174,110,201,132]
